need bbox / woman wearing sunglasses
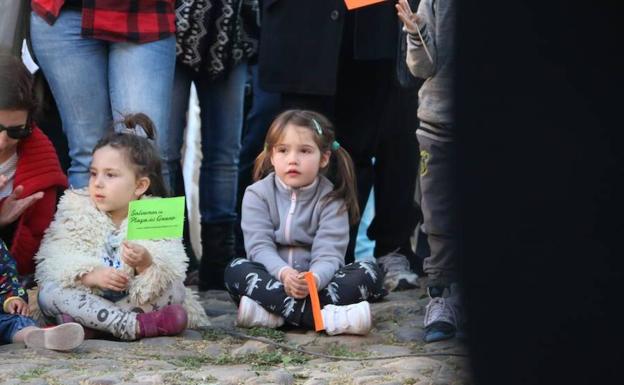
[0,53,68,277]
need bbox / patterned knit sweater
[175,0,260,80]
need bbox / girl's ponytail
[120,112,156,140]
[252,146,273,182]
[326,145,360,225]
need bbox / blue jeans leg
[161,65,193,195]
[197,63,247,223]
[108,36,176,145]
[0,314,37,344]
[239,64,281,180]
[30,11,176,189]
[30,10,111,189]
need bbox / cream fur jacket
[34,189,209,328]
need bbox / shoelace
[425,297,458,327]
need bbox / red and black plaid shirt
[31,0,175,43]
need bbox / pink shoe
[137,304,188,338]
[56,314,102,340]
[25,323,85,351]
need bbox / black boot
[198,222,235,291]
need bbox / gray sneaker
[377,251,419,291]
[423,284,462,343]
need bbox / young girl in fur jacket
[34,113,208,341]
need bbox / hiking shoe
[321,301,372,336]
[24,322,85,351]
[377,252,419,291]
[236,296,285,328]
[423,285,462,343]
[55,314,103,340]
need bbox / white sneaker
[321,301,372,336]
[236,296,285,328]
[24,322,85,351]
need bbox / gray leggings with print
[38,281,186,340]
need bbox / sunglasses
[0,119,32,139]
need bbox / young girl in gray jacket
[224,110,386,335]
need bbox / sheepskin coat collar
[34,189,208,328]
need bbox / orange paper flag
[344,0,386,11]
[304,272,325,331]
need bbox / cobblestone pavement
[0,281,473,385]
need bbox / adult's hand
[0,183,44,227]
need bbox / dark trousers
[417,130,459,287]
[224,258,386,329]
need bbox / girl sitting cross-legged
[34,113,208,341]
[224,110,387,335]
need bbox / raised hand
[0,184,44,227]
[396,0,421,35]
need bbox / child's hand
[7,298,30,316]
[81,267,129,291]
[396,0,421,35]
[121,241,153,274]
[280,268,309,299]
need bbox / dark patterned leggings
[224,258,386,328]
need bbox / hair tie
[264,142,268,152]
[312,119,323,136]
[331,140,340,151]
[115,123,148,138]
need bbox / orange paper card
[344,0,386,10]
[304,272,325,331]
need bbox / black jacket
[258,0,399,95]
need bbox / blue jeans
[0,313,37,344]
[166,63,247,223]
[234,64,281,255]
[30,10,176,188]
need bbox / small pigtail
[252,144,273,182]
[327,146,360,225]
[119,112,156,140]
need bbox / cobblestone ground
[0,281,473,385]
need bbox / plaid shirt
[31,0,175,43]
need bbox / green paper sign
[126,196,185,240]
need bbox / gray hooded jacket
[241,172,349,290]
